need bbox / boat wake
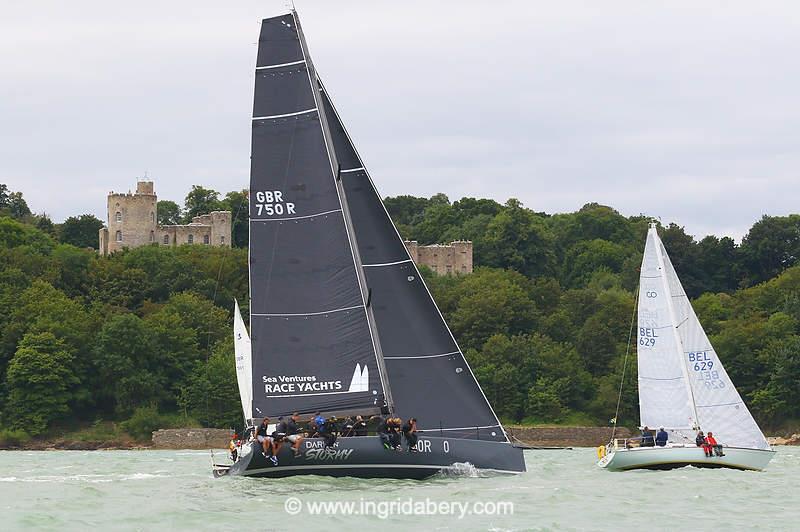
[439,462,480,477]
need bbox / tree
[34,214,57,237]
[160,292,229,354]
[447,269,536,351]
[0,184,9,208]
[0,187,32,220]
[751,335,800,424]
[91,313,163,415]
[178,340,241,428]
[5,332,79,433]
[184,185,223,222]
[222,190,248,247]
[481,199,555,277]
[59,214,104,249]
[740,214,800,286]
[157,200,182,226]
[384,195,430,227]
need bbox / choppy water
[0,448,797,530]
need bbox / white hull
[598,444,775,471]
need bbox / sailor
[388,417,403,450]
[640,426,655,447]
[375,415,392,450]
[228,432,239,461]
[341,417,356,437]
[655,427,668,447]
[402,418,419,452]
[706,432,725,457]
[696,430,707,452]
[353,415,368,437]
[277,413,304,457]
[314,412,325,429]
[319,416,338,448]
[256,417,278,465]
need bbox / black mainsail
[247,11,506,442]
[249,13,386,419]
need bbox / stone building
[404,240,473,275]
[98,180,232,255]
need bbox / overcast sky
[1,1,798,240]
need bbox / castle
[404,240,473,275]
[98,180,232,255]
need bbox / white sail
[233,299,253,422]
[660,245,770,450]
[637,226,696,439]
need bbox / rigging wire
[610,285,639,442]
[203,192,248,427]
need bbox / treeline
[389,196,800,429]
[1,184,799,442]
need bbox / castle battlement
[98,180,232,255]
[404,240,473,275]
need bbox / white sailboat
[598,223,775,471]
[233,299,252,422]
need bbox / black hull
[218,436,526,479]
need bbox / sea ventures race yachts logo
[263,364,370,396]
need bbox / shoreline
[3,427,798,451]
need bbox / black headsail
[318,82,509,442]
[248,12,388,420]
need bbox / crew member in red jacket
[705,431,725,457]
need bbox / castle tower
[104,180,157,254]
[209,211,232,247]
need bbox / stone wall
[152,428,233,449]
[506,426,633,447]
[404,240,473,275]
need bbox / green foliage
[184,185,223,222]
[156,200,182,225]
[178,340,241,428]
[0,428,31,447]
[1,185,799,436]
[221,190,249,247]
[59,214,104,249]
[5,332,80,434]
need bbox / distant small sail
[233,300,253,421]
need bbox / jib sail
[318,82,508,442]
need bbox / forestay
[247,13,386,419]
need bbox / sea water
[0,448,797,530]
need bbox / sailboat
[213,10,525,479]
[598,223,775,471]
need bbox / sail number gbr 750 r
[253,190,295,217]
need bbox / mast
[291,11,394,413]
[650,223,700,428]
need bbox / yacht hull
[598,444,775,471]
[215,435,526,479]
